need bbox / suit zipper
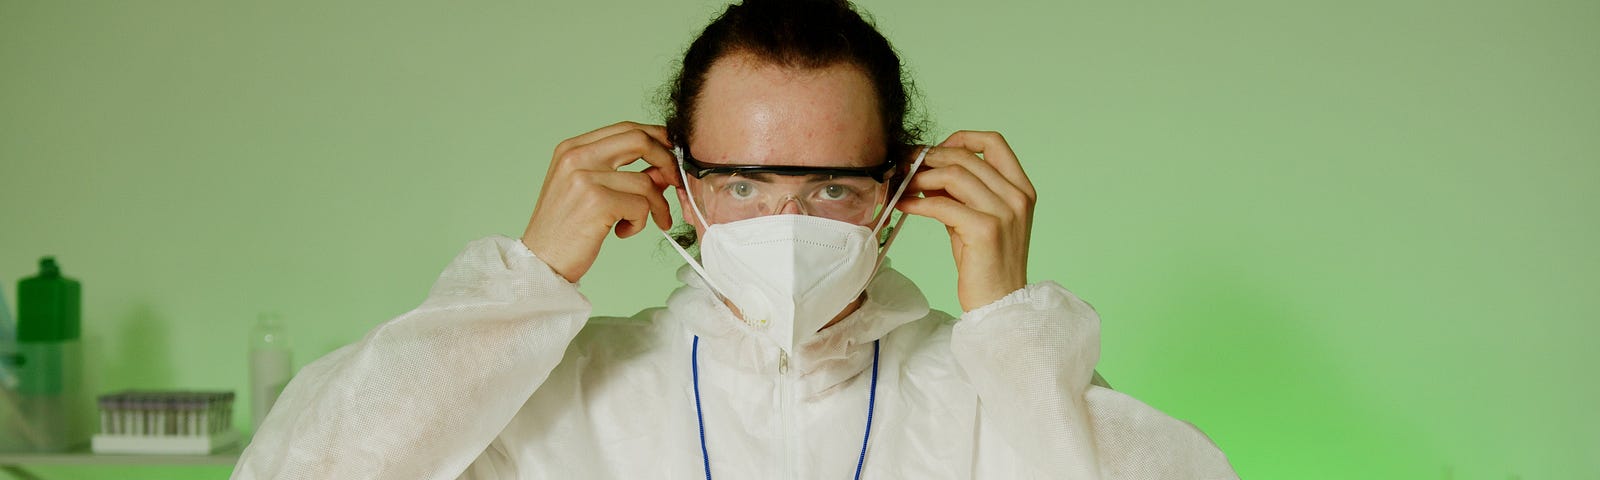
[778,349,793,480]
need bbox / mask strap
[857,145,931,295]
[662,228,715,287]
[663,146,722,295]
[874,207,910,269]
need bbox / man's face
[678,52,887,233]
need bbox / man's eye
[728,181,756,199]
[819,184,852,200]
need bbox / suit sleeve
[232,236,591,480]
[950,281,1237,479]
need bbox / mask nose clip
[772,194,809,216]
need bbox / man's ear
[674,183,702,232]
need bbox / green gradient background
[2,1,1596,478]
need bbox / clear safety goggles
[677,148,900,225]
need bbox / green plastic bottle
[16,257,80,395]
[4,257,87,452]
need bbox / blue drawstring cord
[853,339,881,480]
[693,335,881,480]
[693,336,711,480]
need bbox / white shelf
[0,443,241,466]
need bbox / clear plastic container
[249,313,292,432]
[2,284,16,390]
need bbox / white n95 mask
[662,146,931,353]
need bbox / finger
[919,147,1031,211]
[907,166,1013,220]
[589,171,674,231]
[938,131,1036,199]
[607,192,654,239]
[639,165,678,195]
[554,121,670,159]
[894,195,999,241]
[558,129,681,187]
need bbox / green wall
[2,0,1595,478]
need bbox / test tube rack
[90,390,239,455]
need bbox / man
[234,1,1236,478]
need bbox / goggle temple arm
[872,145,932,234]
[672,146,714,229]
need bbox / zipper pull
[778,349,790,375]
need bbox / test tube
[97,394,110,435]
[205,393,215,435]
[168,394,180,436]
[183,396,197,436]
[121,393,132,435]
[159,395,171,437]
[195,394,206,436]
[223,392,235,432]
[135,394,143,435]
[142,393,153,436]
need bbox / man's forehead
[689,55,886,168]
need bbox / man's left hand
[895,131,1037,312]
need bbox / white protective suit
[233,236,1237,479]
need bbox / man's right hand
[521,122,681,283]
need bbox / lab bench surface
[0,445,240,479]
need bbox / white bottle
[249,313,293,433]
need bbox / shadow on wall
[91,304,176,392]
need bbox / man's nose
[775,196,805,215]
